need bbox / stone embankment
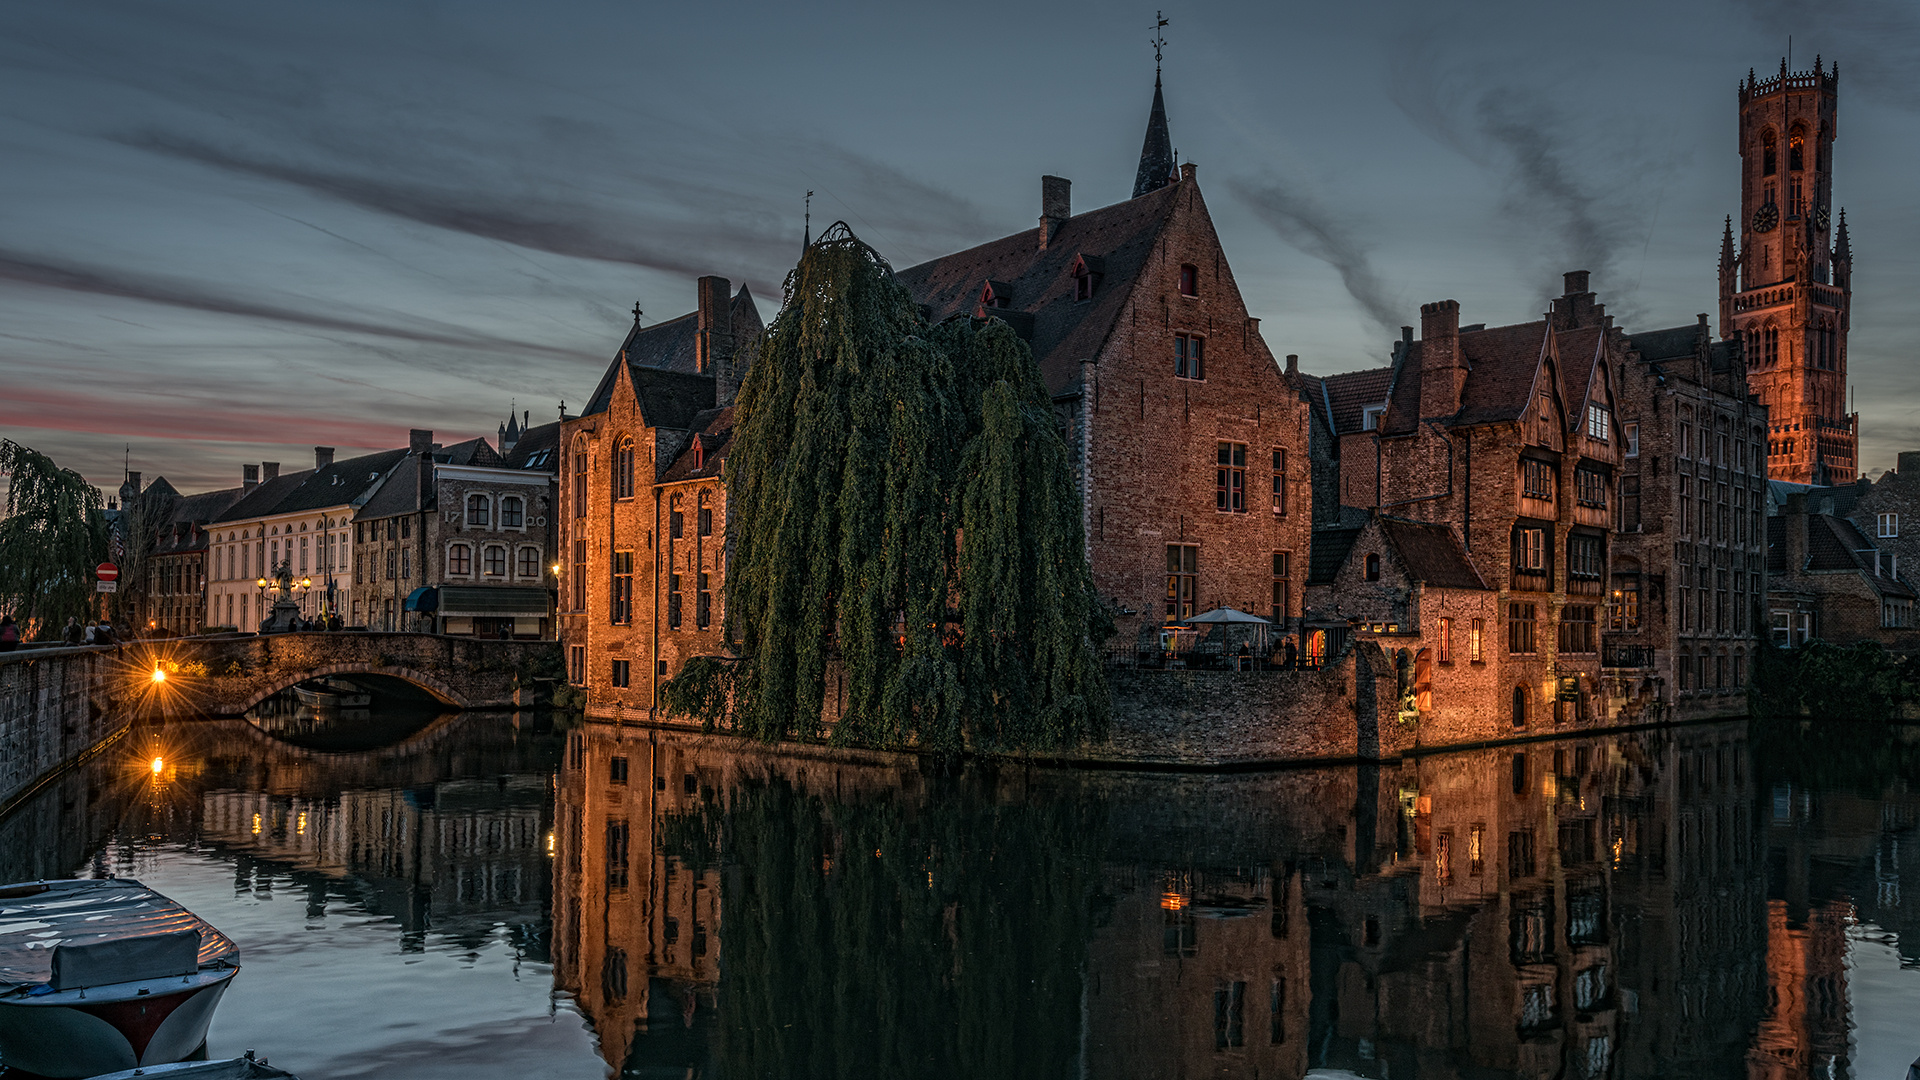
[0,646,138,813]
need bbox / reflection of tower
[1747,900,1851,1080]
[1721,58,1856,483]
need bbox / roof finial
[631,302,643,327]
[1150,11,1168,84]
[804,190,814,252]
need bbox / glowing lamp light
[149,756,164,775]
[256,578,268,589]
[150,667,167,684]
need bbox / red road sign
[96,562,119,582]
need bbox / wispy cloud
[1231,178,1401,333]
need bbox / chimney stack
[1563,270,1590,295]
[262,462,279,481]
[1285,353,1299,379]
[409,429,433,454]
[315,446,335,469]
[1418,300,1463,419]
[243,464,259,491]
[1039,175,1071,249]
[696,276,732,377]
[410,428,435,506]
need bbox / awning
[437,586,549,617]
[404,586,439,613]
[1185,607,1270,625]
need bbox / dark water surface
[3,711,1917,1079]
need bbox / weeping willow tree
[0,440,107,638]
[681,224,1106,752]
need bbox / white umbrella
[1185,607,1269,624]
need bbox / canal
[2,707,1917,1079]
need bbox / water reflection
[554,722,1920,1080]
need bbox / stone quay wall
[0,646,136,814]
[165,632,558,715]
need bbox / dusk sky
[5,0,1919,493]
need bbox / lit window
[1438,617,1453,663]
[1166,544,1198,621]
[1470,618,1484,662]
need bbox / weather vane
[804,190,814,250]
[1151,11,1168,79]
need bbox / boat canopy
[0,879,238,992]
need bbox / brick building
[1842,451,1920,587]
[1609,317,1767,718]
[558,276,761,713]
[1766,492,1916,647]
[1721,59,1856,483]
[894,82,1314,648]
[116,472,246,635]
[1314,273,1630,739]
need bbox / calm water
[2,709,1917,1079]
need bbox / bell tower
[1724,57,1855,483]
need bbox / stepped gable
[894,181,1182,397]
[582,285,759,423]
[1376,517,1489,590]
[1552,325,1605,422]
[1319,366,1393,434]
[660,407,735,484]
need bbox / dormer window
[1179,263,1198,298]
[1070,255,1103,302]
[1361,405,1384,431]
[692,439,706,471]
[977,280,1013,315]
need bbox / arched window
[1761,129,1777,176]
[501,496,524,529]
[573,438,589,519]
[467,493,490,527]
[448,543,472,576]
[1511,685,1527,728]
[1788,126,1805,172]
[1364,552,1381,581]
[1765,327,1779,367]
[614,436,635,500]
[483,545,507,576]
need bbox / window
[669,509,684,539]
[697,572,712,629]
[1522,459,1554,501]
[1880,513,1899,538]
[572,539,587,611]
[464,494,489,527]
[517,546,539,578]
[1364,552,1381,581]
[1514,527,1547,574]
[1677,419,1692,458]
[1271,552,1290,625]
[1216,442,1246,513]
[573,449,588,517]
[1509,603,1537,654]
[386,519,397,542]
[667,573,683,629]
[385,550,396,580]
[1361,405,1384,431]
[698,503,714,536]
[1762,128,1777,175]
[1175,333,1205,380]
[1608,577,1641,631]
[448,543,472,576]
[1789,128,1804,172]
[609,756,629,784]
[483,545,507,576]
[1625,422,1639,457]
[1679,476,1692,537]
[1166,544,1198,621]
[1620,475,1641,531]
[400,517,410,540]
[611,660,630,688]
[1586,404,1609,442]
[1470,618,1485,662]
[1512,686,1529,728]
[610,551,633,625]
[1179,263,1198,298]
[1074,264,1093,301]
[1270,449,1287,515]
[501,497,523,528]
[1569,534,1603,580]
[1559,605,1597,653]
[605,821,629,889]
[613,438,634,500]
[1576,468,1607,508]
[1885,599,1913,629]
[1213,981,1245,1050]
[1438,617,1453,663]
[569,645,585,684]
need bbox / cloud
[1232,178,1401,333]
[1729,0,1920,110]
[0,248,586,361]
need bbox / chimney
[315,446,335,469]
[1563,270,1590,295]
[696,275,732,376]
[1418,300,1463,419]
[409,429,433,454]
[409,428,435,507]
[243,464,259,491]
[1552,270,1603,329]
[1039,175,1071,249]
[1180,162,1197,184]
[1285,353,1299,379]
[262,462,279,481]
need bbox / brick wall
[0,647,136,812]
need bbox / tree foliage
[0,440,107,638]
[705,224,1106,752]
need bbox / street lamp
[255,563,311,631]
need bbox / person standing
[63,616,83,645]
[0,615,18,652]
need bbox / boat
[0,879,240,1078]
[292,677,371,708]
[86,1050,298,1079]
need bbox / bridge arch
[234,663,470,713]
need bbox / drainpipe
[651,485,662,716]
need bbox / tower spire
[1133,13,1174,200]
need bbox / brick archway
[235,663,468,713]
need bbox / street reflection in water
[2,713,1917,1078]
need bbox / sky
[4,0,1920,493]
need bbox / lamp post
[548,561,563,642]
[255,563,311,632]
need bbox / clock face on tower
[1814,206,1831,231]
[1752,203,1780,233]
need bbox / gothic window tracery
[1761,129,1777,176]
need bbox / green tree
[0,440,107,638]
[699,224,1106,753]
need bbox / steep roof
[1770,513,1918,597]
[660,407,735,484]
[272,448,412,515]
[895,181,1184,396]
[1383,321,1615,436]
[505,421,562,474]
[582,286,762,417]
[212,469,311,525]
[1132,79,1175,199]
[1308,527,1362,586]
[1320,367,1394,435]
[151,485,246,556]
[1377,517,1489,590]
[355,438,513,521]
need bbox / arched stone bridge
[160,632,559,715]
